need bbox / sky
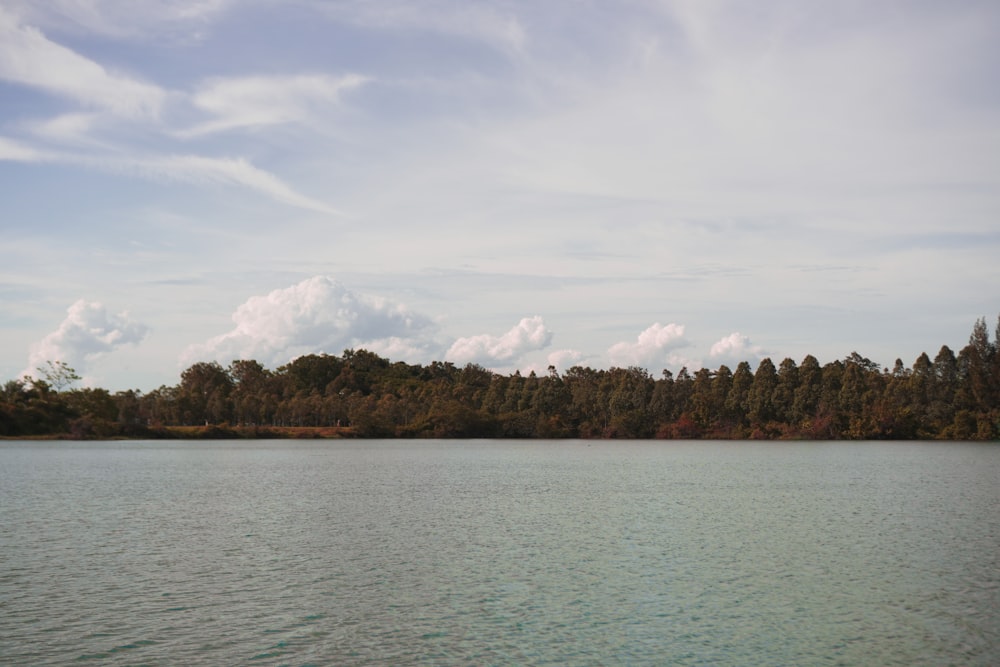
[1,0,999,391]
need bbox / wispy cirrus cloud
[0,7,344,215]
[180,73,369,137]
[0,136,51,162]
[4,0,234,39]
[0,136,339,215]
[22,112,106,146]
[124,154,341,215]
[0,6,165,118]
[309,1,526,55]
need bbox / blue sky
[2,0,998,390]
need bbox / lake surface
[1,440,998,666]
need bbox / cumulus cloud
[22,299,149,379]
[547,348,584,372]
[708,332,764,368]
[181,276,436,368]
[608,322,688,368]
[446,316,553,366]
[361,336,434,363]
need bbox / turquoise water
[1,440,998,665]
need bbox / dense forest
[3,316,999,441]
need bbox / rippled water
[1,440,998,665]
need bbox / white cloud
[5,0,234,39]
[0,7,165,118]
[446,316,553,366]
[471,1,1000,240]
[23,113,104,146]
[608,323,688,368]
[547,348,584,371]
[361,336,435,363]
[0,136,51,162]
[0,140,340,214]
[125,154,341,215]
[2,0,997,392]
[0,9,343,215]
[22,299,149,379]
[181,73,369,137]
[311,1,526,55]
[181,276,436,368]
[708,332,764,368]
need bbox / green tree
[35,360,81,391]
[0,377,74,435]
[747,358,777,432]
[606,366,654,437]
[114,389,146,435]
[792,355,822,427]
[710,365,734,434]
[839,354,880,438]
[564,366,602,435]
[772,358,798,426]
[649,370,675,425]
[65,387,118,437]
[688,367,715,431]
[964,317,996,415]
[481,374,508,416]
[178,361,233,425]
[906,352,933,434]
[531,366,572,436]
[228,359,271,426]
[929,346,958,433]
[726,362,753,433]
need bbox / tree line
[2,316,999,440]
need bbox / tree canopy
[3,316,999,440]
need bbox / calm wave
[1,440,998,665]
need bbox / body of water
[1,440,998,665]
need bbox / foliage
[2,316,999,440]
[33,360,81,391]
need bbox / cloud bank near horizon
[607,323,690,369]
[708,332,765,369]
[181,276,437,369]
[446,316,553,368]
[177,277,763,375]
[19,272,977,389]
